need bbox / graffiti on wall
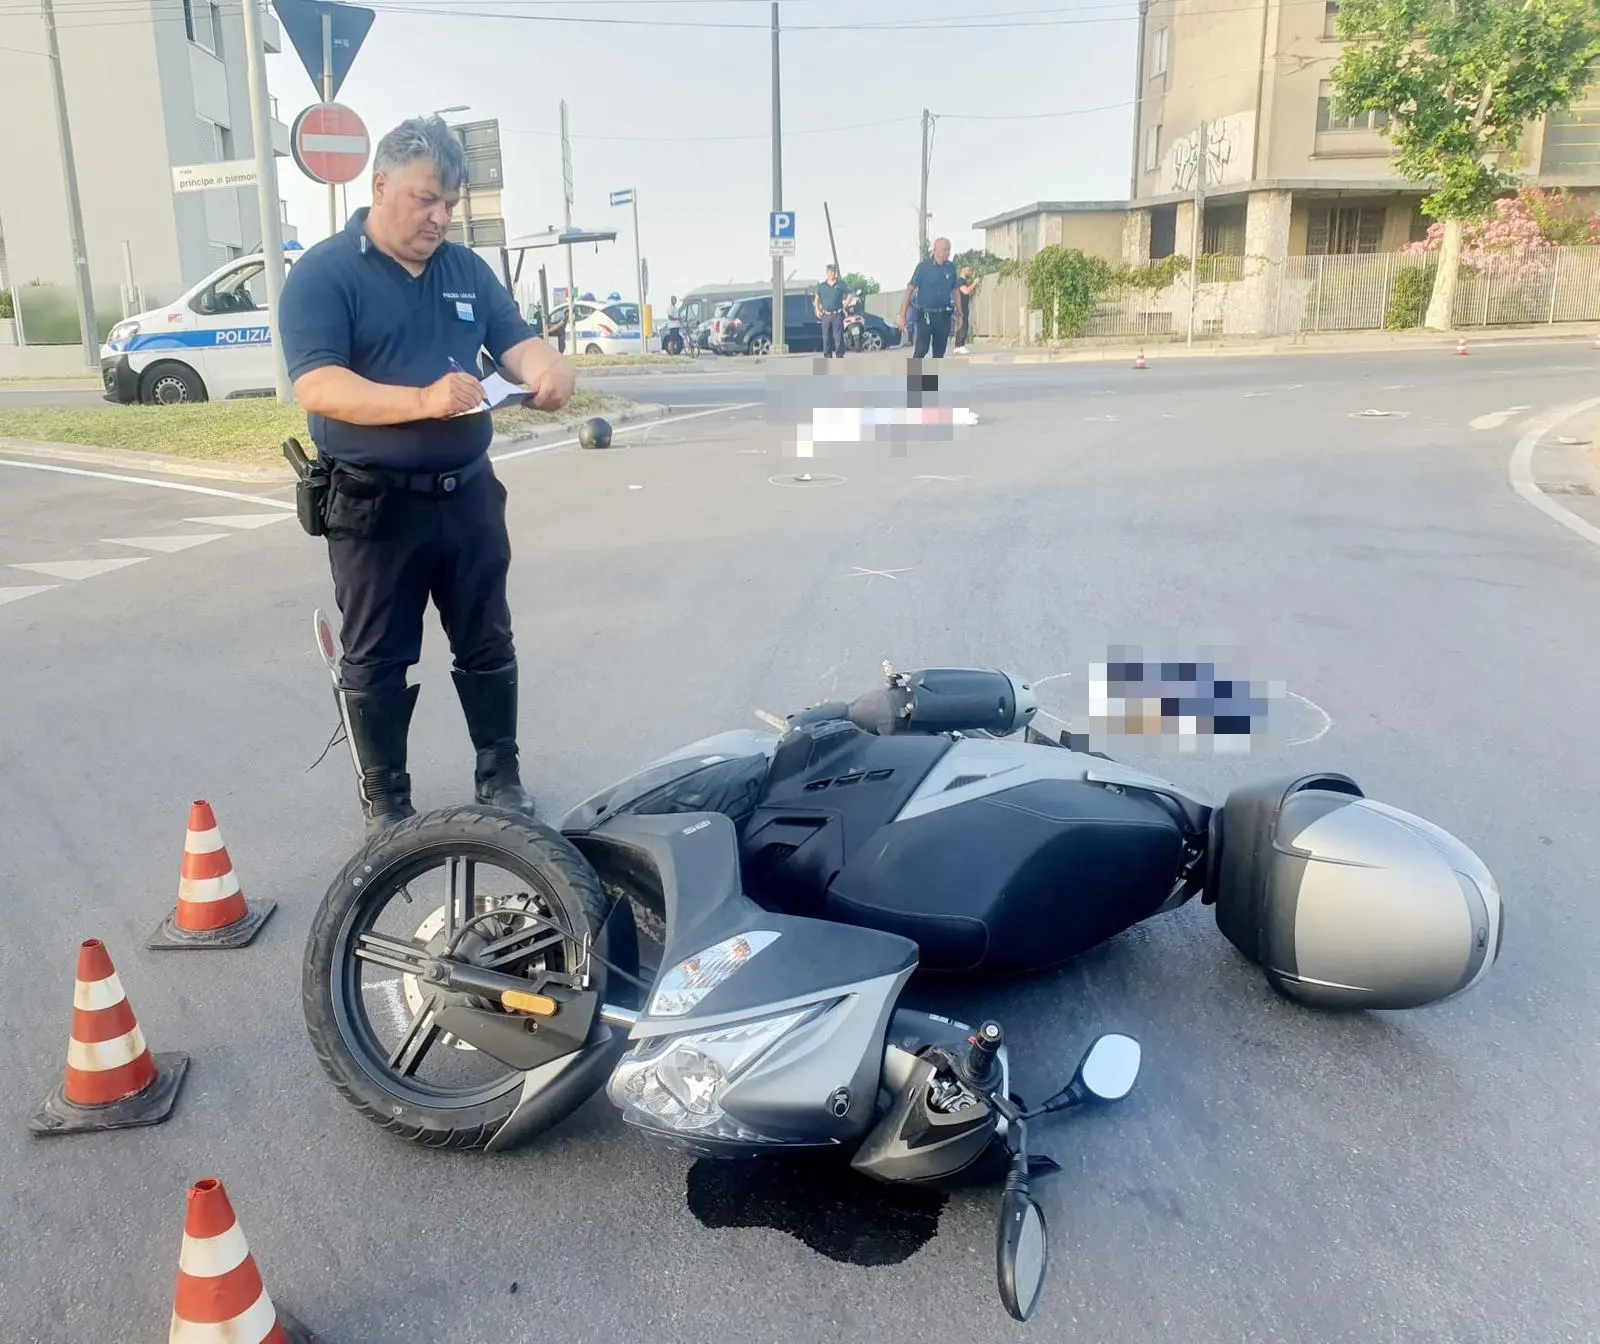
[1163,111,1254,194]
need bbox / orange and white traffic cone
[148,800,275,950]
[29,938,188,1136]
[169,1178,313,1343]
[1455,337,1469,355]
[1134,349,1148,369]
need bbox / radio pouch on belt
[282,437,331,538]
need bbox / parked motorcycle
[302,655,1503,1321]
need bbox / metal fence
[964,245,1600,344]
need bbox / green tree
[842,272,880,295]
[1331,0,1600,330]
[952,248,1006,276]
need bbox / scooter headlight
[608,1006,822,1141]
[648,930,780,1017]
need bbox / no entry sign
[291,102,370,185]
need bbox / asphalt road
[2,345,1598,1343]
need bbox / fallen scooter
[300,646,1504,1322]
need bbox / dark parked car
[716,293,902,355]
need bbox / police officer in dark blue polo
[900,236,960,359]
[279,115,577,835]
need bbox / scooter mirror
[1074,1033,1141,1102]
[996,1188,1050,1322]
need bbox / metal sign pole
[321,11,336,236]
[1186,119,1207,348]
[631,192,645,351]
[243,0,291,399]
[560,99,575,352]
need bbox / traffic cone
[169,1178,314,1343]
[1134,350,1148,369]
[29,938,189,1136]
[1455,337,1469,355]
[148,800,275,950]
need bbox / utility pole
[770,1,785,355]
[560,99,576,352]
[41,0,98,368]
[1185,119,1208,348]
[918,108,931,261]
[241,0,291,399]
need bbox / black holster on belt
[282,437,331,538]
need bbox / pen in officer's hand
[447,356,490,412]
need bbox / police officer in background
[900,236,960,359]
[279,116,576,834]
[814,264,849,359]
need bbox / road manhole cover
[1540,481,1596,495]
[769,473,847,488]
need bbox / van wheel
[140,361,207,406]
[584,343,604,356]
[747,335,772,356]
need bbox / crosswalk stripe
[8,558,149,581]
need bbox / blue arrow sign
[271,0,376,102]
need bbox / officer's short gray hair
[373,116,466,193]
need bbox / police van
[100,245,307,405]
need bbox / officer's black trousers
[326,466,515,695]
[914,307,953,359]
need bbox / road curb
[0,403,670,484]
[571,362,712,378]
[964,328,1600,366]
[1508,397,1600,551]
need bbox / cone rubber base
[28,1051,189,1137]
[146,898,276,950]
[277,1308,317,1343]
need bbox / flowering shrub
[1405,188,1600,262]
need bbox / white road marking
[1285,692,1334,746]
[847,566,912,581]
[1508,396,1600,549]
[0,458,295,508]
[754,710,788,732]
[103,534,227,553]
[9,557,148,581]
[914,474,972,481]
[1470,408,1525,431]
[0,584,57,606]
[490,402,761,463]
[183,512,294,530]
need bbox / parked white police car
[100,245,305,405]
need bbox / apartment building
[1124,0,1600,266]
[0,0,297,336]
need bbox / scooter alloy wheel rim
[329,843,593,1111]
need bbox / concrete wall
[983,210,1128,264]
[1132,0,1582,203]
[1135,0,1269,198]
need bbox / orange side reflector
[501,989,558,1016]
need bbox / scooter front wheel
[301,805,631,1150]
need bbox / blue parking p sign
[769,210,795,257]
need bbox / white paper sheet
[448,372,529,416]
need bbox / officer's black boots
[451,662,538,817]
[342,683,420,836]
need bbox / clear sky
[268,0,1140,303]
